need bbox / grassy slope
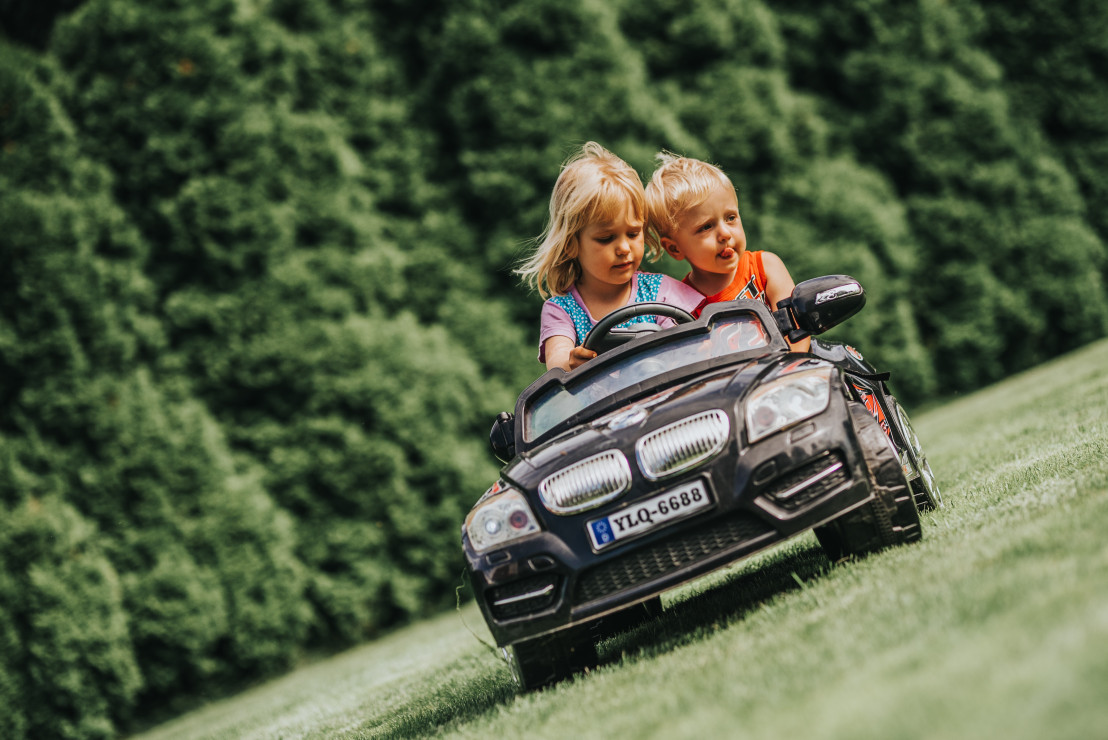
[134,339,1108,740]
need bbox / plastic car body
[462,275,938,690]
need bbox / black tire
[889,398,943,511]
[815,403,922,563]
[504,625,598,691]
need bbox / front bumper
[464,394,873,646]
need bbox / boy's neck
[686,268,735,298]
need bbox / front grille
[574,513,774,604]
[636,409,730,480]
[488,574,561,620]
[539,450,632,514]
[764,453,849,511]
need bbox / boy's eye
[698,223,712,232]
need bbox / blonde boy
[645,154,809,351]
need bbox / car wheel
[890,398,943,510]
[815,403,922,563]
[504,625,598,691]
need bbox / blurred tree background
[0,0,1105,735]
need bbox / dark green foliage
[777,0,1108,390]
[973,0,1108,244]
[0,0,1106,735]
[0,0,87,49]
[0,496,142,739]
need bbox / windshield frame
[517,301,789,447]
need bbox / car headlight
[745,366,833,443]
[465,488,541,553]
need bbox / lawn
[134,339,1108,740]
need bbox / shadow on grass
[376,543,831,739]
[599,543,831,664]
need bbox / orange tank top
[684,250,769,317]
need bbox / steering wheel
[582,302,696,354]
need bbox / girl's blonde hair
[517,142,652,298]
[645,152,735,254]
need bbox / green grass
[133,339,1108,740]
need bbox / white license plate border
[586,478,715,552]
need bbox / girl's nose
[615,238,631,255]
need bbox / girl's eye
[627,231,640,239]
[595,234,614,243]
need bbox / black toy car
[462,275,940,690]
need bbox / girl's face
[573,205,645,290]
[661,184,746,279]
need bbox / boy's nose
[718,223,732,242]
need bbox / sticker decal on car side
[852,383,891,438]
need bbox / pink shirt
[538,272,704,362]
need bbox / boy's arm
[762,252,811,352]
[544,336,597,372]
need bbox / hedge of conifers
[1,0,1105,735]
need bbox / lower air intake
[764,452,849,511]
[488,574,561,620]
[574,513,773,604]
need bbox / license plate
[587,479,712,550]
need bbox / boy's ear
[660,236,684,261]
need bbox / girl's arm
[544,335,597,372]
[762,252,811,353]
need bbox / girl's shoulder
[637,271,704,311]
[545,290,582,316]
[634,270,684,287]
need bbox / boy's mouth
[718,248,736,259]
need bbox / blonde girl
[518,142,703,372]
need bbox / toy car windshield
[524,312,770,440]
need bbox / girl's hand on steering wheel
[568,345,597,370]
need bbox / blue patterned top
[547,272,665,345]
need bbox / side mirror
[489,412,516,463]
[774,275,866,343]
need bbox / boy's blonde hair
[518,142,653,298]
[645,153,735,253]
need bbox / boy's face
[572,205,645,290]
[661,185,745,280]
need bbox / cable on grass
[456,569,502,660]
